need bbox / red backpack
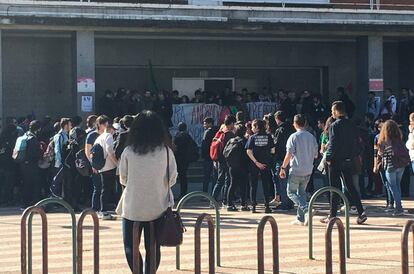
[210,131,226,161]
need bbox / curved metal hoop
[77,209,99,274]
[194,213,215,274]
[257,216,279,274]
[325,217,346,274]
[401,220,414,274]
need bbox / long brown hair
[377,120,402,146]
[324,116,336,136]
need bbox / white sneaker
[269,198,280,207]
[291,219,304,226]
[349,207,358,215]
[101,212,116,220]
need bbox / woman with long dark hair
[117,111,177,273]
[246,119,275,213]
[374,119,408,216]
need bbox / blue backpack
[90,143,105,170]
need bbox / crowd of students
[0,86,413,223]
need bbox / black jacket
[201,127,217,160]
[174,131,196,164]
[273,122,295,161]
[114,130,129,160]
[25,132,41,164]
[326,116,359,163]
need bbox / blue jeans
[91,173,102,211]
[272,161,293,208]
[385,168,404,210]
[122,218,161,274]
[380,169,394,207]
[287,174,311,222]
[212,161,230,204]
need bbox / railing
[175,191,221,269]
[401,220,414,274]
[77,209,99,274]
[133,221,157,274]
[21,206,48,274]
[308,186,350,260]
[194,213,215,274]
[325,217,346,274]
[24,198,77,274]
[257,216,279,274]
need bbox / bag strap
[165,145,172,205]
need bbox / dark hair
[96,115,110,126]
[178,122,187,132]
[86,115,98,129]
[122,115,134,129]
[71,116,82,127]
[337,87,345,94]
[113,117,121,124]
[234,124,246,138]
[203,117,214,125]
[332,101,347,115]
[368,91,375,96]
[60,118,71,129]
[253,119,266,134]
[29,120,42,133]
[274,111,286,123]
[236,111,245,122]
[224,115,236,126]
[294,114,306,128]
[126,111,166,155]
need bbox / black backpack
[90,143,106,170]
[75,149,92,176]
[186,138,199,163]
[223,137,244,168]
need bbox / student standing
[246,119,275,213]
[117,111,177,274]
[322,101,367,225]
[201,117,217,193]
[94,117,118,220]
[279,115,318,225]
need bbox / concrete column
[74,31,95,121]
[355,35,383,116]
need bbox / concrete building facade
[0,0,414,122]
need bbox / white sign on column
[77,77,95,93]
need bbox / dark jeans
[122,218,161,274]
[91,173,102,211]
[203,159,215,193]
[0,165,16,205]
[250,166,272,206]
[177,161,189,198]
[227,166,248,206]
[212,161,230,204]
[99,168,116,212]
[20,162,41,208]
[329,162,364,217]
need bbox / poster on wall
[81,96,93,112]
[369,79,384,92]
[77,77,95,93]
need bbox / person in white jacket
[117,111,177,274]
[406,113,414,172]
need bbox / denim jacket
[53,129,69,168]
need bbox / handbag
[157,145,186,247]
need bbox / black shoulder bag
[157,146,186,247]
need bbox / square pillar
[0,30,3,128]
[356,35,383,116]
[73,31,95,121]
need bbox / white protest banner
[246,102,278,120]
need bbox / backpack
[210,131,226,161]
[75,149,92,176]
[38,141,52,169]
[223,137,244,168]
[90,143,106,170]
[392,140,410,169]
[12,133,32,163]
[186,138,199,163]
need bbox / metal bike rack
[21,206,48,274]
[194,213,215,274]
[133,221,157,274]
[257,216,279,274]
[308,186,350,259]
[401,220,414,274]
[77,209,99,274]
[325,217,346,274]
[25,197,77,274]
[175,191,221,269]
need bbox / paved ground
[1,197,414,274]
